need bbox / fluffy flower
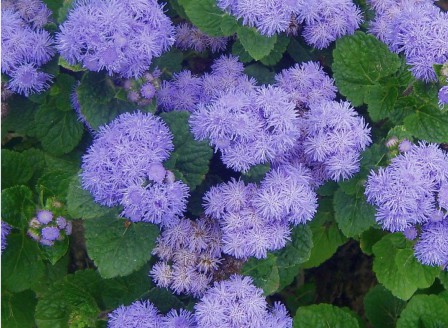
[414,220,448,267]
[108,300,162,328]
[1,221,12,253]
[56,0,174,78]
[175,23,228,53]
[439,86,448,107]
[161,309,196,328]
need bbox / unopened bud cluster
[27,210,72,247]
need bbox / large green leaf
[35,270,102,328]
[1,186,35,229]
[1,150,34,190]
[84,216,159,278]
[372,233,440,300]
[364,284,406,328]
[333,188,376,238]
[2,233,45,293]
[1,290,37,328]
[276,225,313,268]
[294,304,360,328]
[241,254,280,296]
[160,111,213,191]
[37,170,74,202]
[35,103,84,156]
[396,294,448,328]
[237,26,277,61]
[2,96,38,139]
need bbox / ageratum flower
[194,275,292,328]
[1,221,11,253]
[161,309,196,328]
[108,300,162,328]
[174,23,228,53]
[414,220,448,267]
[56,0,174,78]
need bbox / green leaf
[160,111,213,191]
[181,0,237,36]
[397,294,448,328]
[244,63,275,85]
[58,57,86,72]
[333,188,376,238]
[277,264,301,291]
[276,225,313,268]
[76,72,135,131]
[287,38,313,63]
[151,48,184,78]
[66,174,119,220]
[35,103,84,155]
[294,304,360,328]
[302,198,347,269]
[1,186,35,229]
[237,26,277,61]
[146,287,185,313]
[372,233,440,300]
[400,82,448,143]
[35,270,102,328]
[332,31,401,119]
[241,254,280,295]
[439,271,448,290]
[1,150,34,189]
[40,238,70,265]
[359,228,387,256]
[37,170,74,202]
[241,163,270,183]
[364,284,406,328]
[231,39,254,63]
[260,35,290,66]
[84,216,159,278]
[47,73,76,112]
[1,290,38,328]
[1,96,38,138]
[2,233,45,293]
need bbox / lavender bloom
[194,275,292,328]
[1,221,11,253]
[150,217,222,296]
[414,220,448,267]
[81,111,174,207]
[365,142,448,232]
[297,0,362,49]
[140,83,156,100]
[37,210,53,224]
[56,0,174,78]
[439,86,448,107]
[161,309,196,328]
[175,23,228,53]
[28,211,71,246]
[275,61,337,108]
[368,0,448,81]
[404,226,418,240]
[1,3,54,96]
[41,226,60,241]
[108,300,162,328]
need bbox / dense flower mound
[1,0,54,96]
[414,220,448,267]
[203,168,317,259]
[194,275,292,328]
[366,142,448,233]
[81,112,189,226]
[368,0,448,81]
[217,0,362,47]
[175,22,228,53]
[1,221,12,253]
[150,217,222,297]
[27,210,72,247]
[56,0,174,78]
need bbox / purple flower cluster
[175,23,228,53]
[194,274,292,328]
[204,169,316,259]
[365,141,448,268]
[1,0,54,96]
[439,85,448,108]
[123,69,162,105]
[81,112,189,226]
[190,85,300,172]
[27,210,72,247]
[150,217,222,297]
[1,221,12,253]
[108,300,196,328]
[56,0,174,78]
[217,0,361,47]
[368,0,448,82]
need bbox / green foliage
[237,26,277,61]
[372,233,440,300]
[160,111,213,191]
[364,284,406,328]
[241,254,280,296]
[37,170,74,202]
[396,294,448,328]
[84,216,159,278]
[1,150,34,189]
[1,186,35,229]
[294,303,360,328]
[1,290,38,328]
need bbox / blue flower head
[414,220,448,268]
[108,300,162,328]
[1,221,12,253]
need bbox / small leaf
[333,188,376,238]
[2,233,45,293]
[84,216,159,278]
[396,294,448,328]
[40,238,69,266]
[241,253,280,295]
[237,26,277,61]
[260,35,290,66]
[372,233,440,300]
[294,304,360,328]
[66,174,119,220]
[1,290,38,328]
[1,186,35,229]
[364,284,406,328]
[160,111,213,191]
[35,103,84,155]
[1,150,34,189]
